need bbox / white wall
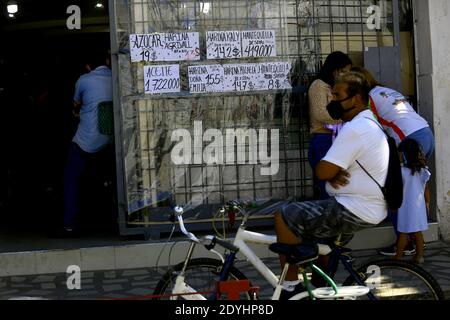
[415,0,450,239]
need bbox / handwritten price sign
[241,30,277,58]
[130,33,200,62]
[144,65,181,94]
[206,31,242,60]
[188,62,292,94]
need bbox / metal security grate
[110,0,397,231]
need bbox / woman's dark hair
[399,139,427,175]
[318,51,353,86]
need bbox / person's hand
[426,202,430,217]
[329,170,350,189]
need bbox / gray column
[414,0,450,240]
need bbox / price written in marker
[188,65,224,93]
[130,32,200,62]
[206,31,242,60]
[144,64,181,94]
[241,30,277,58]
[188,62,292,94]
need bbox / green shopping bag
[98,101,114,136]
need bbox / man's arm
[316,160,350,188]
[315,160,341,181]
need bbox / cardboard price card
[144,65,181,94]
[188,62,292,94]
[188,65,225,93]
[241,30,277,58]
[130,33,200,62]
[206,31,242,60]
[223,62,292,92]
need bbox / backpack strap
[356,160,383,192]
[356,117,389,194]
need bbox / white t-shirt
[369,86,429,145]
[323,110,389,224]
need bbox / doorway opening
[0,1,119,250]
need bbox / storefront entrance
[0,1,115,240]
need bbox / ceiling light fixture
[7,1,18,14]
[95,2,104,9]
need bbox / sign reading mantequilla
[130,32,200,62]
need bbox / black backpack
[356,118,404,211]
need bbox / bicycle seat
[269,243,319,265]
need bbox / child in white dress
[395,139,430,264]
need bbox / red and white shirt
[369,86,429,146]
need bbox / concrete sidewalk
[0,241,449,300]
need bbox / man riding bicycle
[275,72,389,299]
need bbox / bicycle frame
[326,246,377,300]
[172,225,341,300]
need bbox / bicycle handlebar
[171,205,239,254]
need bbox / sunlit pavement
[0,241,449,300]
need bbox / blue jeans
[63,142,113,229]
[308,134,333,200]
[64,143,89,228]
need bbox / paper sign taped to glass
[130,32,200,62]
[188,62,292,94]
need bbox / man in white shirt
[274,72,389,299]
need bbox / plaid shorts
[280,197,375,245]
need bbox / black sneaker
[378,243,416,256]
[279,282,308,300]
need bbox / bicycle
[153,200,444,300]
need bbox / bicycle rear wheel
[343,259,444,300]
[153,258,255,300]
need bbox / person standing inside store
[352,67,435,256]
[59,51,113,237]
[308,51,352,199]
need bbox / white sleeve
[322,125,364,170]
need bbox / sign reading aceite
[144,65,181,94]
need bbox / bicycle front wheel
[153,258,255,300]
[343,259,444,300]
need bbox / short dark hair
[351,67,381,89]
[318,51,353,86]
[84,50,111,70]
[335,71,371,103]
